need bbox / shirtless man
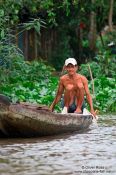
[50,58,96,117]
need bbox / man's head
[64,58,78,75]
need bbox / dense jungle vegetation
[0,0,116,113]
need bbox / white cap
[65,58,77,66]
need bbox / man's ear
[75,65,78,71]
[63,65,67,70]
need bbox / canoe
[0,94,93,137]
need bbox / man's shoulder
[60,74,68,80]
[78,74,88,81]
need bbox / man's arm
[82,77,96,117]
[49,78,64,112]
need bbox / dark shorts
[61,98,85,113]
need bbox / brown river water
[0,115,116,175]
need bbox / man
[50,58,96,117]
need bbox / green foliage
[79,61,102,80]
[49,29,73,70]
[22,18,46,35]
[0,57,59,109]
[95,50,116,77]
[79,53,116,113]
[0,1,45,41]
[80,47,116,79]
[93,77,116,113]
[1,0,116,68]
[0,52,115,113]
[97,31,116,49]
[0,1,20,39]
[0,42,23,69]
[0,0,116,114]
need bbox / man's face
[65,64,77,75]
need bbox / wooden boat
[0,94,93,137]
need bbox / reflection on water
[0,115,116,175]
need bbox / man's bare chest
[63,77,84,89]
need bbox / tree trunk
[99,31,104,47]
[108,0,114,32]
[88,0,97,51]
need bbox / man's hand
[49,104,54,112]
[90,109,97,118]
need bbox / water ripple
[0,115,116,175]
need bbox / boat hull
[0,102,93,137]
